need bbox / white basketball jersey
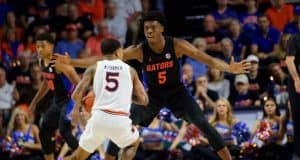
[92,59,133,113]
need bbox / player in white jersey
[64,38,149,160]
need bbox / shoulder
[232,118,238,125]
[269,27,280,34]
[31,124,40,133]
[284,4,294,10]
[129,67,138,77]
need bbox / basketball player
[54,11,250,160]
[29,33,81,160]
[64,38,148,160]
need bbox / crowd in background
[0,0,299,159]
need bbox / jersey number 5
[158,71,167,84]
[105,72,119,92]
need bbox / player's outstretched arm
[53,53,102,68]
[29,80,49,113]
[55,63,81,85]
[130,67,149,106]
[72,65,96,106]
[174,38,250,74]
[53,44,143,68]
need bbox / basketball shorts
[79,110,139,153]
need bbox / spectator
[252,98,289,159]
[7,106,42,160]
[105,0,127,46]
[246,55,268,95]
[207,67,230,99]
[65,3,94,41]
[209,99,238,147]
[211,0,238,28]
[195,75,219,109]
[251,98,281,144]
[228,19,247,61]
[240,0,261,46]
[217,38,234,64]
[55,23,84,58]
[251,15,280,65]
[199,15,224,56]
[239,0,261,25]
[112,0,142,44]
[26,4,52,38]
[185,37,208,78]
[265,0,294,32]
[8,52,31,86]
[0,0,13,27]
[268,63,288,106]
[0,67,19,126]
[85,20,114,56]
[229,74,261,107]
[283,6,300,34]
[0,28,24,69]
[182,64,196,95]
[0,11,24,41]
[77,0,105,25]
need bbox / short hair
[192,37,207,47]
[101,38,121,55]
[36,33,55,44]
[221,38,233,46]
[258,14,269,20]
[141,11,166,27]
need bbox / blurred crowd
[0,0,299,159]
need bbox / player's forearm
[70,56,100,68]
[286,56,299,81]
[23,143,42,150]
[208,57,231,73]
[31,80,49,105]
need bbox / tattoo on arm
[72,65,95,105]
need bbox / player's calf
[120,138,141,160]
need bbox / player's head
[36,33,55,59]
[101,38,122,59]
[141,11,166,43]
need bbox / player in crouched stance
[64,38,149,160]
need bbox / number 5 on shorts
[158,71,166,84]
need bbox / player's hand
[70,108,80,126]
[51,52,71,65]
[294,79,300,93]
[228,57,251,74]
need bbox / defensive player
[55,11,250,160]
[30,33,81,160]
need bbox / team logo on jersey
[165,53,171,59]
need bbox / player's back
[92,59,132,114]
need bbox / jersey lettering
[158,71,167,84]
[105,72,119,92]
[146,61,174,72]
[42,72,55,90]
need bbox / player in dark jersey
[54,11,250,160]
[29,33,81,160]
